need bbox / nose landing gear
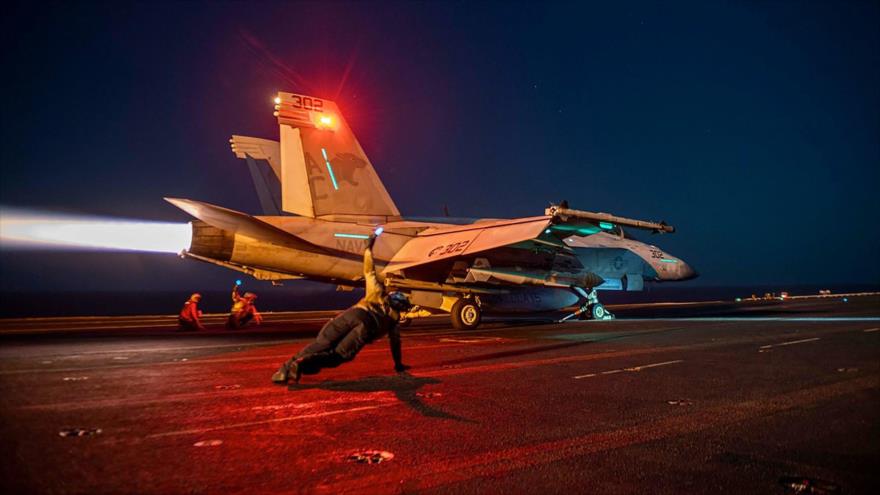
[590,302,611,320]
[559,288,614,322]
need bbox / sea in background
[1,283,877,318]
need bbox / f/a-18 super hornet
[166,92,696,329]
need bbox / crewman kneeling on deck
[178,293,205,331]
[272,232,412,384]
[226,285,262,329]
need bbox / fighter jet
[167,92,696,329]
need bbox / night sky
[1,0,878,293]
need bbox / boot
[271,358,301,385]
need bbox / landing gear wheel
[591,303,607,320]
[398,317,412,328]
[451,299,481,330]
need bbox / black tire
[398,317,412,328]
[451,299,481,330]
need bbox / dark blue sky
[1,0,878,291]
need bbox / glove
[394,363,411,373]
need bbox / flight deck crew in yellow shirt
[272,231,411,384]
[226,285,262,329]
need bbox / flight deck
[1,295,877,494]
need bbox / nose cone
[679,262,698,281]
[581,272,605,288]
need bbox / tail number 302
[290,95,324,112]
[428,240,470,258]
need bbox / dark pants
[226,312,253,329]
[294,307,375,375]
[178,317,200,331]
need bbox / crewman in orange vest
[178,293,205,331]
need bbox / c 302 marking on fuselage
[428,240,470,258]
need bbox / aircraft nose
[679,262,698,280]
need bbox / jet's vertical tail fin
[274,92,401,222]
[229,136,283,215]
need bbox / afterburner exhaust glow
[0,208,192,253]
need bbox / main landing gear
[558,288,614,323]
[451,298,482,330]
[395,295,483,330]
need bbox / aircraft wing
[165,197,327,253]
[546,205,675,234]
[382,216,551,274]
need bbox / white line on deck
[863,327,879,333]
[625,360,685,371]
[147,403,396,438]
[573,359,683,379]
[759,337,820,350]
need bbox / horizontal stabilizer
[383,216,551,274]
[165,198,326,253]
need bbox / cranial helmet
[191,293,202,302]
[387,291,411,311]
[244,292,257,299]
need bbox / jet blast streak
[168,90,696,328]
[0,208,192,254]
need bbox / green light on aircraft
[334,233,370,239]
[599,221,614,230]
[549,224,601,235]
[321,148,340,190]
